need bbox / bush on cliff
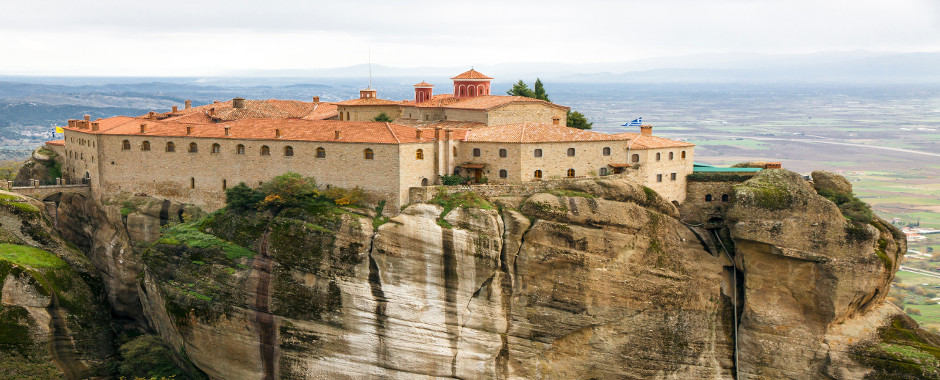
[116,334,189,380]
[224,173,367,214]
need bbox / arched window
[478,85,485,95]
[260,145,270,156]
[567,148,576,157]
[141,141,151,151]
[166,142,175,152]
[499,169,507,178]
[603,147,611,156]
[534,149,543,157]
[469,86,475,97]
[473,148,481,157]
[364,148,374,159]
[189,143,198,153]
[705,194,713,202]
[632,154,640,162]
[122,140,130,150]
[421,178,429,186]
[499,148,507,158]
[416,149,424,160]
[316,147,326,158]
[681,151,687,159]
[236,144,245,155]
[211,143,221,154]
[722,194,729,202]
[567,169,576,177]
[656,152,661,161]
[534,170,543,179]
[600,167,609,176]
[669,152,674,160]
[284,146,294,156]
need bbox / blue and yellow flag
[55,126,64,133]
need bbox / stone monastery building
[58,70,694,211]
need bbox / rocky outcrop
[0,190,115,378]
[13,147,62,185]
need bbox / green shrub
[257,172,318,211]
[439,174,468,186]
[429,189,493,226]
[373,112,393,122]
[321,186,365,207]
[225,183,265,212]
[116,335,186,379]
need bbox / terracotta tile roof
[451,69,493,80]
[612,131,695,149]
[158,99,334,122]
[300,102,338,120]
[464,123,629,143]
[441,95,569,111]
[413,81,434,87]
[45,139,65,146]
[63,117,433,144]
[334,98,403,106]
[402,94,461,108]
[396,119,485,129]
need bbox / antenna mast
[368,48,373,89]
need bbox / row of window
[705,194,730,202]
[468,147,687,160]
[70,136,95,148]
[656,151,687,161]
[655,173,679,182]
[121,140,379,159]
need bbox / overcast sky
[2,0,939,76]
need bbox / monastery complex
[54,70,694,212]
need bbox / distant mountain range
[223,51,940,84]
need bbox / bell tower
[413,81,434,103]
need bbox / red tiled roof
[465,123,629,143]
[397,119,485,129]
[63,117,433,144]
[402,94,461,108]
[156,99,334,122]
[334,98,402,106]
[441,95,568,111]
[451,69,493,80]
[413,81,434,87]
[45,140,65,146]
[612,131,695,149]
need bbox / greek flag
[623,117,642,127]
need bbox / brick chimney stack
[83,115,90,122]
[640,125,652,136]
[233,97,246,109]
[172,105,178,113]
[334,130,341,140]
[552,116,560,126]
[185,100,192,109]
[312,96,320,103]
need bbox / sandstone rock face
[811,170,854,195]
[725,169,905,379]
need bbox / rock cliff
[29,169,940,379]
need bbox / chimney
[209,108,216,117]
[68,120,75,128]
[172,105,178,112]
[275,129,282,138]
[148,111,156,120]
[334,130,341,140]
[84,115,90,122]
[184,100,192,109]
[140,123,147,133]
[213,100,220,104]
[552,116,560,126]
[312,96,320,103]
[640,125,652,136]
[224,127,231,136]
[233,97,246,109]
[91,122,99,131]
[416,129,422,139]
[765,162,782,169]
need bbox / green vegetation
[156,222,255,260]
[0,160,23,182]
[224,173,366,213]
[429,189,493,227]
[817,188,874,224]
[565,110,593,130]
[0,244,67,269]
[438,174,468,186]
[116,335,189,379]
[373,112,394,122]
[548,189,595,198]
[852,315,940,379]
[734,172,794,211]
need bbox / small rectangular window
[656,174,663,182]
[671,173,677,181]
[499,148,507,158]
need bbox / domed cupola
[451,69,493,99]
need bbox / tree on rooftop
[533,78,550,102]
[567,110,593,130]
[506,80,534,98]
[373,112,393,122]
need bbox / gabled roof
[334,98,402,106]
[441,95,569,111]
[63,117,433,144]
[464,123,628,143]
[612,132,695,149]
[413,81,434,87]
[451,69,493,80]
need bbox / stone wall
[62,129,102,185]
[633,146,694,203]
[338,105,402,122]
[89,134,436,212]
[678,181,738,225]
[485,103,567,126]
